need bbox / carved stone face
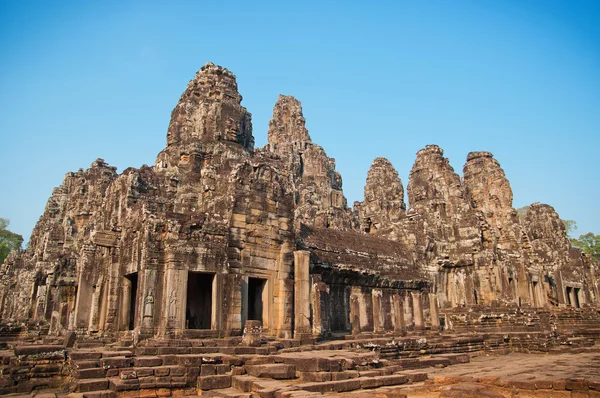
[224,117,240,142]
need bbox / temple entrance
[566,286,573,306]
[186,272,214,329]
[124,273,138,330]
[248,278,266,324]
[574,288,581,308]
[532,281,539,307]
[329,284,351,332]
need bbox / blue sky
[1,0,598,242]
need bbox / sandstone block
[101,357,131,369]
[78,379,109,392]
[198,375,231,390]
[133,356,162,367]
[245,364,296,379]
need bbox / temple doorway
[329,284,351,332]
[186,272,214,329]
[124,273,138,330]
[574,288,581,308]
[248,277,267,325]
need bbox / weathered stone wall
[0,63,597,343]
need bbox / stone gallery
[0,63,598,397]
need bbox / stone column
[569,287,578,308]
[372,289,384,333]
[429,293,440,331]
[393,294,406,336]
[89,275,104,332]
[164,267,186,334]
[242,319,262,347]
[141,269,158,333]
[293,251,311,339]
[350,293,361,335]
[411,291,424,331]
[311,276,322,336]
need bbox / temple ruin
[0,63,598,397]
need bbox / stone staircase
[3,306,599,397]
[63,339,463,397]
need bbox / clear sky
[1,0,598,243]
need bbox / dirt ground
[395,350,600,397]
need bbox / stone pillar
[411,291,424,331]
[141,268,158,334]
[164,267,186,334]
[393,294,406,336]
[89,275,104,332]
[350,293,361,335]
[429,293,440,331]
[372,289,384,333]
[569,287,577,308]
[311,275,329,337]
[311,276,322,336]
[293,251,311,339]
[242,319,262,347]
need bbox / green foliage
[516,205,529,222]
[0,218,23,265]
[562,219,578,237]
[570,232,600,261]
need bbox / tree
[562,220,578,237]
[570,232,600,261]
[0,218,23,265]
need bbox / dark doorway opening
[574,288,581,308]
[248,278,266,323]
[329,284,351,332]
[566,287,573,306]
[186,273,213,329]
[125,273,138,330]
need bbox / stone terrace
[1,308,599,398]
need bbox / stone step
[68,390,116,398]
[132,355,162,367]
[202,387,252,398]
[75,368,107,379]
[101,350,133,358]
[73,360,102,370]
[295,373,413,394]
[66,390,117,398]
[70,351,102,361]
[101,356,133,370]
[198,374,232,391]
[248,378,298,397]
[77,378,109,393]
[108,377,140,392]
[245,363,296,379]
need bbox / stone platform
[0,327,599,398]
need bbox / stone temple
[0,63,598,397]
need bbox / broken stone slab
[14,345,65,357]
